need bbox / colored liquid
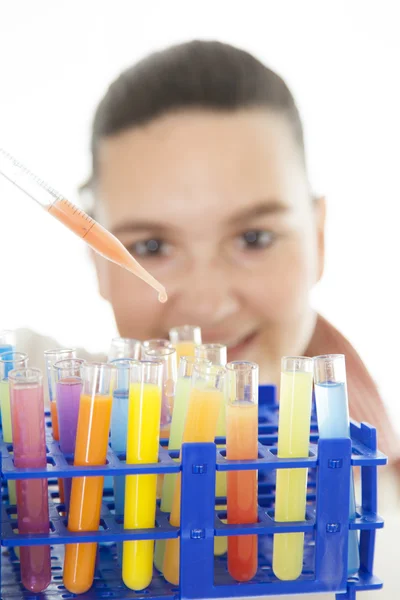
[163,385,223,585]
[273,370,313,581]
[56,379,82,512]
[111,389,129,564]
[64,393,113,594]
[315,381,360,575]
[227,402,258,581]
[0,379,12,442]
[215,391,227,556]
[154,376,191,571]
[50,400,60,441]
[123,383,162,591]
[174,341,196,364]
[10,383,51,593]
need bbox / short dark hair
[89,40,305,182]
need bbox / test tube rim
[226,360,258,372]
[109,358,141,367]
[144,346,177,358]
[44,347,77,358]
[312,353,345,362]
[0,351,28,364]
[281,355,313,373]
[169,324,202,342]
[8,366,42,385]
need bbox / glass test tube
[0,329,15,357]
[123,360,163,591]
[153,356,211,572]
[169,325,202,364]
[195,343,228,556]
[0,352,28,506]
[163,363,226,585]
[314,354,360,575]
[44,348,76,441]
[141,338,173,359]
[54,358,85,513]
[109,359,141,565]
[226,362,259,581]
[273,357,313,581]
[63,363,115,594]
[144,346,177,431]
[9,368,51,593]
[108,337,142,361]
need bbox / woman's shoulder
[306,314,400,464]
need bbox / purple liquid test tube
[9,368,51,593]
[54,358,85,512]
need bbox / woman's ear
[314,195,326,283]
[90,248,110,301]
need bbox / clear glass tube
[44,348,76,441]
[195,343,227,366]
[226,362,259,581]
[169,325,202,363]
[163,363,226,585]
[313,354,360,575]
[273,356,313,581]
[9,368,51,592]
[141,338,173,359]
[63,363,116,594]
[108,337,142,361]
[54,358,85,513]
[0,352,29,443]
[0,329,15,356]
[123,360,163,590]
[143,346,177,430]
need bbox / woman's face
[94,109,325,383]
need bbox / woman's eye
[127,239,170,258]
[237,230,275,250]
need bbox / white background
[0,1,399,430]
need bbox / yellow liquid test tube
[63,363,115,594]
[273,356,313,581]
[154,357,211,572]
[169,325,202,364]
[195,343,228,556]
[163,364,226,585]
[123,361,163,591]
[0,352,28,508]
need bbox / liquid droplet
[158,290,168,303]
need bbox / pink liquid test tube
[9,368,51,593]
[54,358,85,512]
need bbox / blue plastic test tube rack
[1,385,387,599]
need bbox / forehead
[96,108,307,227]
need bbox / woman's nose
[168,261,240,326]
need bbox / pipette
[0,148,167,302]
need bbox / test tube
[313,354,360,575]
[0,329,15,357]
[163,363,226,585]
[123,360,163,590]
[169,325,202,363]
[63,363,116,594]
[9,368,51,592]
[0,352,28,506]
[226,361,259,581]
[54,358,85,512]
[109,359,141,565]
[141,338,173,359]
[272,357,313,581]
[153,356,211,572]
[108,337,142,361]
[195,343,228,556]
[143,346,177,430]
[44,348,77,441]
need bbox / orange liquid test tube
[163,364,226,585]
[63,363,116,594]
[226,362,259,582]
[169,325,202,364]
